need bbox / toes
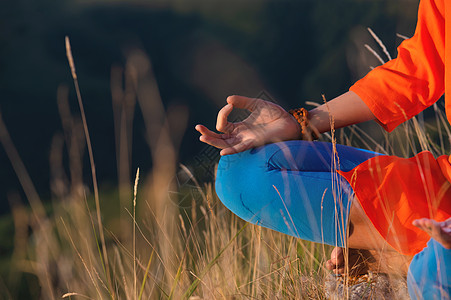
[327,247,373,276]
[330,247,344,265]
[326,259,345,275]
[326,247,345,275]
[325,260,336,271]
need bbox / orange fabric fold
[350,0,446,133]
[437,154,451,183]
[344,0,451,255]
[338,151,451,256]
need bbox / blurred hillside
[0,0,419,214]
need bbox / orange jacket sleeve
[350,0,445,132]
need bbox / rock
[324,272,409,299]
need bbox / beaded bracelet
[288,108,319,141]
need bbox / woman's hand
[195,95,301,156]
[413,217,451,249]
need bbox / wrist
[288,113,303,140]
[288,108,319,141]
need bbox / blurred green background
[0,0,419,295]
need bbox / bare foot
[326,247,411,276]
[413,217,451,249]
[325,247,374,275]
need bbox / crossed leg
[216,141,414,276]
[215,141,451,299]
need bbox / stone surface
[324,272,410,300]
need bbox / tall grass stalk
[65,36,114,298]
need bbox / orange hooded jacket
[339,0,451,256]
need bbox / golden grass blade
[62,292,95,299]
[367,27,392,61]
[65,36,113,298]
[348,125,389,154]
[0,112,46,225]
[60,218,104,299]
[183,222,249,299]
[138,250,154,300]
[0,111,59,299]
[168,257,184,300]
[364,44,385,65]
[133,168,140,299]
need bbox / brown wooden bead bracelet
[288,108,318,141]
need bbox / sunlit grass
[0,39,334,299]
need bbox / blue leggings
[408,239,451,299]
[215,140,381,246]
[215,141,451,299]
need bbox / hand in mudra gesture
[195,95,302,156]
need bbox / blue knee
[214,141,353,246]
[408,239,451,299]
[215,145,278,224]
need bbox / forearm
[308,91,376,134]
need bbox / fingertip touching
[220,148,233,156]
[226,95,238,104]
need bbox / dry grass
[2,38,334,300]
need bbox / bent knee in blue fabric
[215,141,381,247]
[408,239,451,299]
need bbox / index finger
[220,139,254,156]
[216,104,234,133]
[195,124,230,139]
